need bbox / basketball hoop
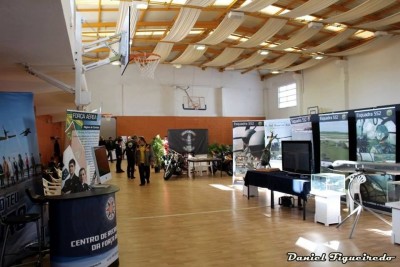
[130,52,161,79]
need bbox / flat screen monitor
[281,140,313,175]
[91,145,112,184]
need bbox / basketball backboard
[120,6,131,76]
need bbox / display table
[244,170,311,220]
[187,158,222,178]
[311,190,344,226]
[46,185,119,267]
[385,201,400,245]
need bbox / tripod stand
[336,171,392,238]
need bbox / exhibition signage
[49,192,119,267]
[0,92,40,266]
[319,112,349,169]
[290,115,313,141]
[263,118,292,169]
[355,106,396,163]
[232,120,265,184]
[62,110,103,189]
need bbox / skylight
[213,0,235,6]
[354,30,374,39]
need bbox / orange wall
[35,115,65,165]
[116,116,265,145]
[36,115,265,164]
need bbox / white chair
[194,154,211,176]
[346,173,366,213]
[42,178,62,196]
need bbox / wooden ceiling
[65,0,400,79]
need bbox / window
[278,83,297,108]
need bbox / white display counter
[385,201,400,245]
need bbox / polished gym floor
[38,160,398,266]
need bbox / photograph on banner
[232,121,265,183]
[290,115,313,141]
[319,112,349,170]
[263,119,292,169]
[354,106,396,212]
[0,92,41,266]
[62,110,103,192]
[355,106,396,163]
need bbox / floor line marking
[127,205,271,220]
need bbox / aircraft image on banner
[0,126,16,141]
[20,128,31,136]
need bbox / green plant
[151,134,164,167]
[208,143,231,156]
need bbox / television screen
[91,145,112,184]
[281,140,313,175]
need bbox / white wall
[265,38,400,118]
[86,64,265,117]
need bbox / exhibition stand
[244,170,310,220]
[46,185,120,267]
[385,202,400,245]
[311,191,344,226]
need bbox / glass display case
[387,181,400,203]
[311,173,345,195]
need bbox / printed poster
[232,120,265,184]
[62,110,102,193]
[264,118,292,169]
[319,112,349,170]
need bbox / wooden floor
[41,161,398,266]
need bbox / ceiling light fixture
[308,22,324,30]
[258,50,269,56]
[312,54,324,60]
[271,70,280,74]
[195,44,206,51]
[228,11,244,20]
[173,64,182,69]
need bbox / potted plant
[151,134,164,173]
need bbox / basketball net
[130,52,161,79]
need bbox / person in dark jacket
[115,137,124,173]
[125,136,138,179]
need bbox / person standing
[54,138,61,162]
[106,137,114,163]
[136,137,154,186]
[125,136,137,179]
[13,157,19,183]
[2,156,10,187]
[115,137,124,173]
[18,154,24,179]
[99,136,106,147]
[25,152,30,177]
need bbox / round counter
[47,185,119,267]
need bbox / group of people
[1,153,37,188]
[99,135,155,186]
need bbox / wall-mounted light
[173,64,182,69]
[195,44,206,51]
[271,70,281,74]
[258,50,269,56]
